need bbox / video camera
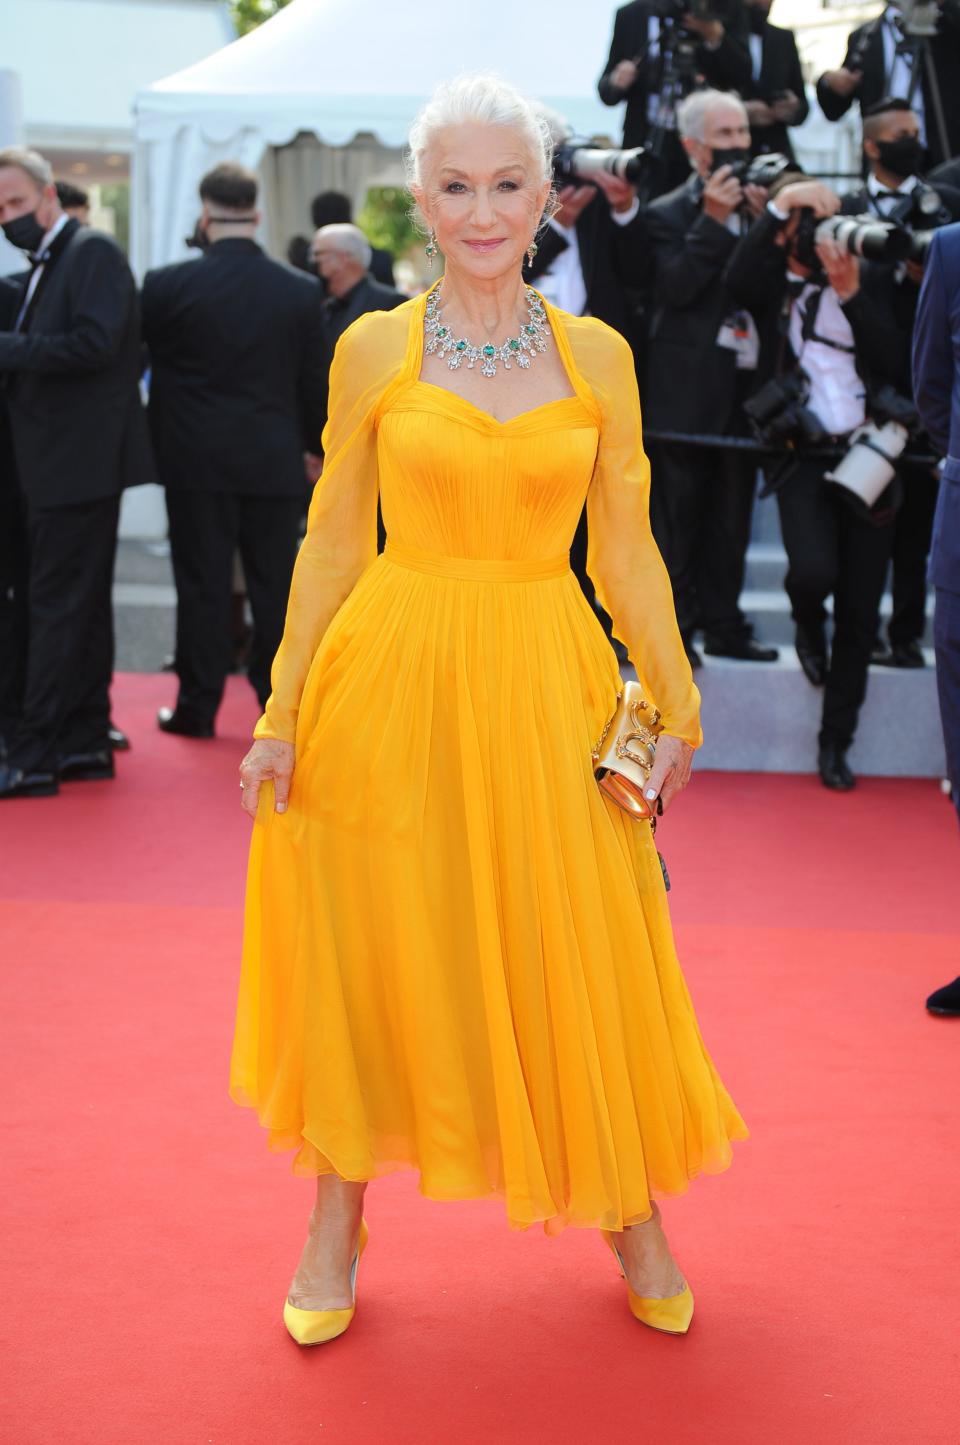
[553,142,650,187]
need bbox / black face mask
[710,147,751,177]
[2,208,47,254]
[874,136,926,181]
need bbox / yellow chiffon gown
[229,285,747,1236]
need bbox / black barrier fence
[644,429,940,470]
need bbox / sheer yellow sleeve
[568,317,703,749]
[254,302,413,744]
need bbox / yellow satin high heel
[602,1228,695,1335]
[283,1217,369,1346]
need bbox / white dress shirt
[864,168,918,216]
[789,283,866,437]
[14,212,70,332]
[534,197,641,316]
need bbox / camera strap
[797,283,855,356]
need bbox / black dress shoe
[703,637,779,663]
[795,626,827,687]
[0,762,59,799]
[59,748,115,782]
[108,725,131,751]
[926,977,960,1016]
[818,740,855,792]
[157,706,214,739]
[889,640,925,669]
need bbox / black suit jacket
[598,0,751,149]
[644,176,752,433]
[742,20,809,163]
[0,221,152,510]
[523,200,649,343]
[321,274,406,355]
[816,17,960,170]
[142,238,327,496]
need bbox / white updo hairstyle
[405,73,558,237]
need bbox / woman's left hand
[644,735,694,815]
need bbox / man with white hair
[644,88,777,668]
[0,146,150,798]
[312,223,405,361]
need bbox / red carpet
[2,673,958,1444]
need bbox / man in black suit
[598,0,751,198]
[310,191,396,288]
[817,2,960,171]
[313,223,405,361]
[644,89,778,666]
[742,0,809,163]
[841,98,960,670]
[142,162,327,738]
[0,147,150,799]
[523,110,650,344]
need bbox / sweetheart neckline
[408,378,585,429]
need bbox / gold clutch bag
[592,681,663,821]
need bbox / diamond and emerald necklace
[424,285,550,379]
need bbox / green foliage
[101,182,130,254]
[228,0,294,36]
[357,188,419,260]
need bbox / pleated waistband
[383,540,571,582]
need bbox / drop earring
[425,231,439,267]
[526,239,539,267]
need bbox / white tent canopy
[132,0,621,274]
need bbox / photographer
[644,88,779,668]
[844,97,960,668]
[524,111,650,344]
[742,0,809,164]
[817,1,960,170]
[598,0,751,197]
[725,179,909,789]
[523,110,651,658]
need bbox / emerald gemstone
[456,339,467,350]
[509,338,520,350]
[482,344,496,357]
[525,325,535,335]
[437,326,448,337]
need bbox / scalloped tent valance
[132,0,618,272]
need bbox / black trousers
[649,439,757,647]
[165,489,303,724]
[0,482,29,739]
[777,458,894,750]
[3,492,119,772]
[885,463,939,647]
[934,586,960,829]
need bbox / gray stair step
[692,649,945,777]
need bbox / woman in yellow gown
[232,75,747,1344]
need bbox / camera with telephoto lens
[742,371,827,449]
[887,182,955,263]
[553,142,650,187]
[792,209,911,270]
[826,386,917,514]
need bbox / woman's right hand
[239,738,296,819]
